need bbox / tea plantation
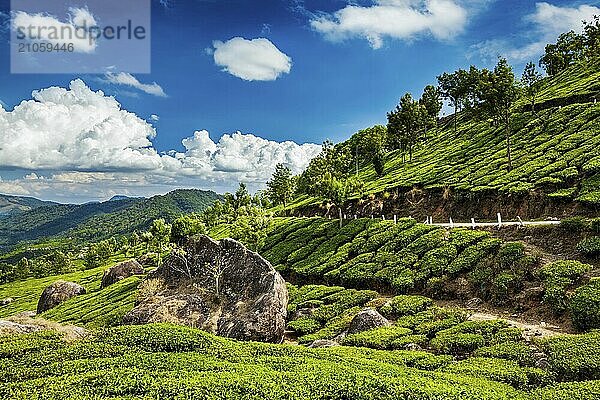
[1,324,600,400]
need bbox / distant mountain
[0,194,57,217]
[108,195,144,202]
[0,189,222,247]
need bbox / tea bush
[569,279,600,331]
[576,236,600,257]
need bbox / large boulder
[124,235,288,343]
[101,260,145,288]
[347,309,390,335]
[37,281,86,314]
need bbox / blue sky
[0,0,598,202]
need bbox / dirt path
[468,312,563,339]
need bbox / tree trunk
[505,115,513,171]
[338,207,343,228]
[454,104,458,135]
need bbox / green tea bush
[576,236,600,256]
[537,260,593,314]
[538,331,600,381]
[442,357,550,389]
[560,217,589,232]
[390,334,429,349]
[342,326,413,349]
[287,318,321,336]
[569,279,600,331]
[532,380,600,400]
[498,242,526,269]
[474,342,536,367]
[378,295,434,319]
[430,333,485,355]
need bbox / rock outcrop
[37,281,86,314]
[347,309,390,335]
[124,235,288,343]
[101,260,145,288]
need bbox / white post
[371,215,374,219]
[471,218,476,229]
[382,215,385,220]
[393,215,397,224]
[517,216,524,226]
[354,215,358,220]
[449,217,454,229]
[497,212,502,228]
[429,216,433,225]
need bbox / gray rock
[0,298,13,306]
[101,259,145,288]
[0,320,43,335]
[404,343,423,351]
[124,235,288,343]
[465,297,483,309]
[347,309,390,335]
[37,281,86,314]
[308,339,339,348]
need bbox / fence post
[393,215,397,224]
[471,218,476,229]
[497,213,502,228]
[449,217,454,229]
[382,215,385,220]
[517,216,524,227]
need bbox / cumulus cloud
[310,0,468,49]
[212,37,292,81]
[12,7,98,53]
[0,80,320,202]
[471,2,600,62]
[103,72,167,97]
[149,114,160,121]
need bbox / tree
[478,58,521,171]
[266,164,294,209]
[297,140,351,196]
[14,258,30,280]
[521,62,543,114]
[233,183,252,211]
[583,15,600,58]
[232,208,273,251]
[387,93,427,162]
[171,215,207,243]
[437,69,470,135]
[149,219,172,267]
[419,85,443,126]
[84,240,114,270]
[539,31,584,75]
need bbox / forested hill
[0,194,57,217]
[0,189,221,247]
[288,60,600,221]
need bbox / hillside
[289,62,600,221]
[0,189,221,248]
[0,194,56,217]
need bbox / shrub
[342,326,412,350]
[442,357,550,389]
[390,334,429,349]
[538,331,600,381]
[430,333,485,355]
[498,242,526,269]
[560,217,589,232]
[591,218,600,234]
[576,236,600,256]
[287,318,321,336]
[474,342,535,367]
[570,279,600,331]
[379,295,433,319]
[538,260,593,314]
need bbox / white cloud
[12,7,98,53]
[310,0,468,49]
[103,72,168,97]
[212,37,292,81]
[0,80,320,202]
[150,114,160,122]
[471,2,600,62]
